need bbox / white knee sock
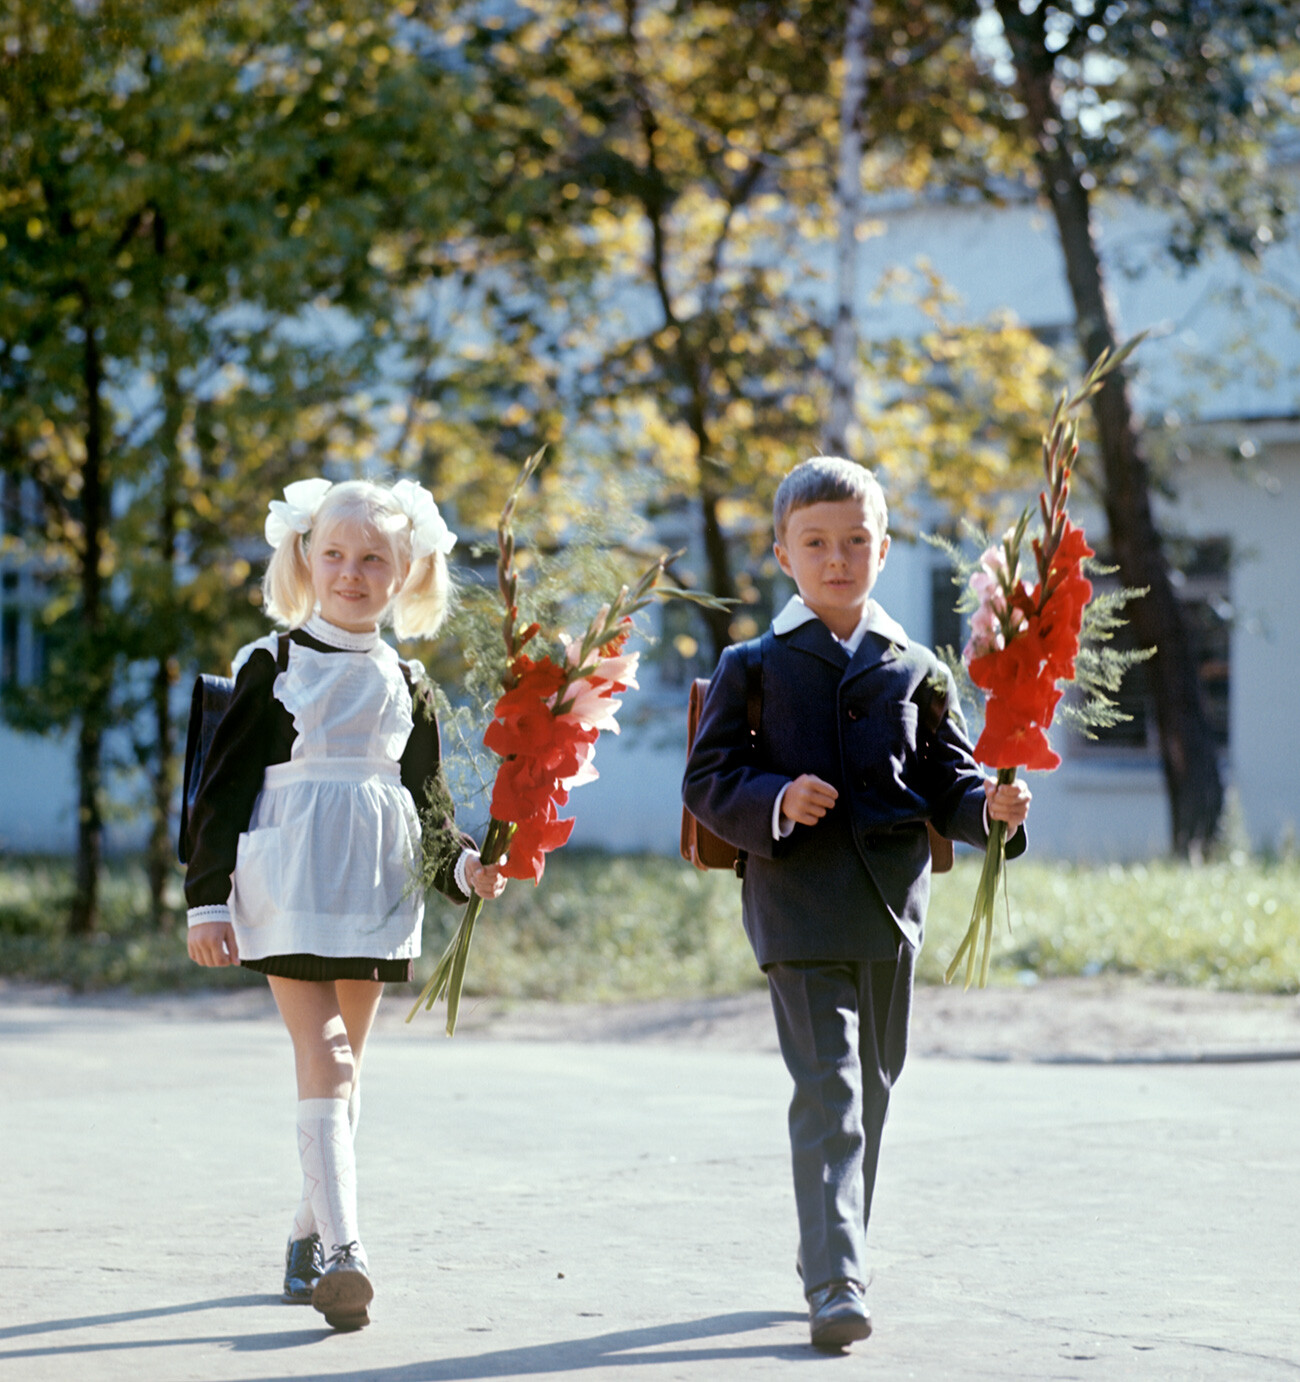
[290,1086,360,1243]
[295,1097,365,1265]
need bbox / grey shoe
[312,1241,373,1331]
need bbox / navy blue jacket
[682,604,1025,967]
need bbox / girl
[185,476,505,1332]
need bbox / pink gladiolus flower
[559,738,600,791]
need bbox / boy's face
[773,497,889,639]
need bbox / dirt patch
[7,975,1300,1063]
[401,976,1300,1064]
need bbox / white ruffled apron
[230,640,424,962]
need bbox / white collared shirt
[770,594,874,656]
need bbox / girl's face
[308,517,408,633]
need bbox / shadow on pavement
[0,1295,277,1341]
[0,1307,827,1375]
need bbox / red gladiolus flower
[973,687,1063,770]
[1034,580,1091,679]
[482,656,569,757]
[1047,520,1094,576]
[498,802,576,883]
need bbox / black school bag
[176,634,289,864]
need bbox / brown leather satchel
[680,674,753,874]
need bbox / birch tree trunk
[826,0,873,457]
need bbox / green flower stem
[406,816,516,1035]
[944,766,1017,990]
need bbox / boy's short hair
[773,457,888,544]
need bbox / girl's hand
[188,921,239,967]
[465,855,507,901]
[781,773,839,827]
[985,777,1032,836]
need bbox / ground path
[3,977,1298,1381]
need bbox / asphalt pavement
[3,985,1298,1381]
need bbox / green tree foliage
[0,0,521,927]
[439,0,1063,661]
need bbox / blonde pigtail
[391,550,451,641]
[262,530,316,628]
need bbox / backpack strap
[732,632,766,877]
[742,634,764,739]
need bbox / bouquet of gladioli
[946,340,1142,988]
[408,451,721,1033]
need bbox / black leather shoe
[282,1234,324,1304]
[808,1279,871,1350]
[312,1242,373,1331]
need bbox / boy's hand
[188,921,239,967]
[781,774,839,827]
[465,855,508,900]
[984,777,1032,836]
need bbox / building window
[1078,536,1231,755]
[930,562,965,658]
[1,605,17,687]
[0,475,47,690]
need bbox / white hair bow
[391,478,457,559]
[265,478,333,550]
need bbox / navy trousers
[766,949,915,1295]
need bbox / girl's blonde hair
[262,479,451,639]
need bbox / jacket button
[846,708,860,720]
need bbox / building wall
[0,727,78,854]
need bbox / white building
[2,183,1297,860]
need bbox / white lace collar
[302,613,382,652]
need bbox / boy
[682,457,1030,1350]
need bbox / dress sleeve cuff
[187,905,231,928]
[453,849,479,901]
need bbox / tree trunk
[697,478,737,659]
[147,652,176,928]
[995,0,1224,855]
[827,0,872,457]
[145,341,184,928]
[69,306,107,934]
[620,0,738,661]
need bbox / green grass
[923,853,1300,993]
[0,856,263,994]
[3,849,1299,998]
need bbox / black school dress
[184,614,474,981]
